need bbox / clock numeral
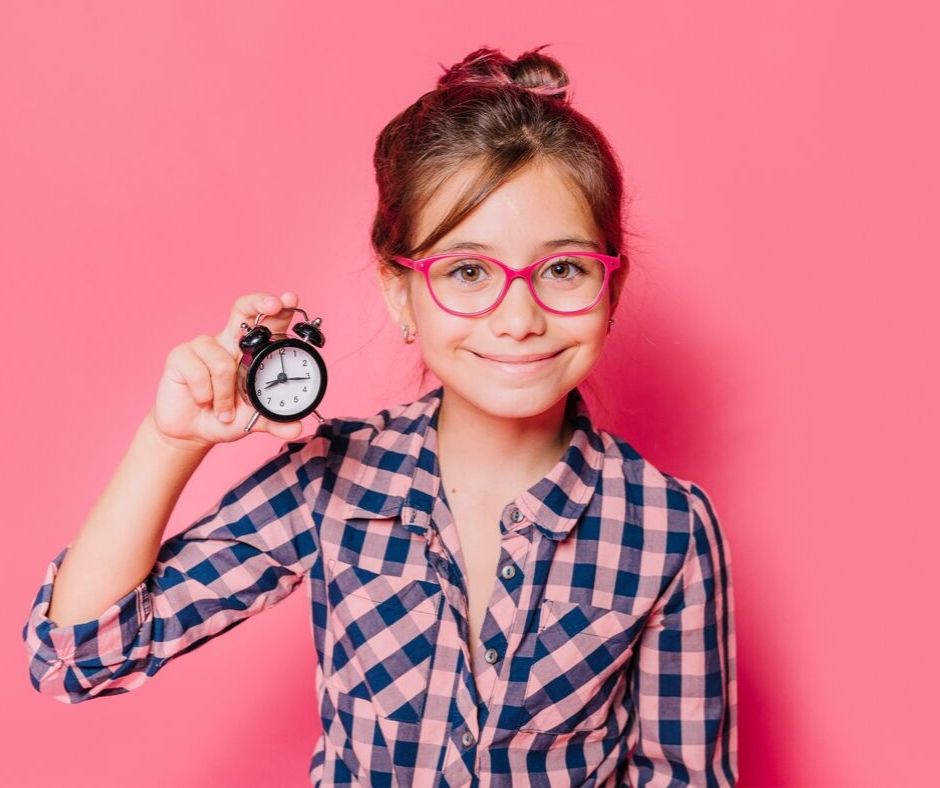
[259,363,264,370]
[306,373,311,378]
[293,396,298,403]
[279,400,285,407]
[279,348,286,355]
[303,386,307,392]
[257,389,262,396]
[267,397,271,404]
[302,359,307,366]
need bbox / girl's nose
[488,275,546,337]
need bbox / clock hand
[280,352,286,375]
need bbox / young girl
[23,45,737,786]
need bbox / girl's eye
[449,263,487,282]
[543,259,586,279]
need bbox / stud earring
[401,323,417,344]
[607,318,615,334]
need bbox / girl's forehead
[413,164,601,255]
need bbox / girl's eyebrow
[436,237,601,253]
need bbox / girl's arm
[43,409,212,628]
[624,483,739,786]
[22,412,330,704]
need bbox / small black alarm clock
[236,307,328,432]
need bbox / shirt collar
[340,384,606,541]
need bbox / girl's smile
[468,347,568,375]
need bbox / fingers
[165,341,214,408]
[166,334,239,422]
[217,291,302,357]
[192,334,239,420]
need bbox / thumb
[263,419,305,441]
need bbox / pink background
[2,2,936,786]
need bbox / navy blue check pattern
[23,384,738,786]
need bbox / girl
[23,45,738,786]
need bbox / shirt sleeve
[21,424,331,705]
[624,482,739,786]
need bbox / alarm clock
[235,307,328,432]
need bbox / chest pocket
[519,598,645,734]
[325,557,442,724]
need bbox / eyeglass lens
[427,254,606,314]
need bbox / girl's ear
[377,266,416,327]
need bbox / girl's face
[381,158,614,420]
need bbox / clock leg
[244,410,261,433]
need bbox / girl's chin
[443,379,570,418]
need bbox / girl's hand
[151,291,307,451]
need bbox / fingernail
[218,410,233,422]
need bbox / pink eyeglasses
[391,249,622,317]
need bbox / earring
[401,323,417,344]
[607,318,615,334]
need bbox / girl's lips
[471,348,565,374]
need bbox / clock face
[250,342,324,417]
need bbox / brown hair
[370,44,636,399]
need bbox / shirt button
[500,563,516,579]
[461,730,474,747]
[509,507,524,523]
[484,647,499,664]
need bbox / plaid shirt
[23,384,738,787]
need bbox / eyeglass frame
[390,249,622,317]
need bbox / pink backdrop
[2,2,936,786]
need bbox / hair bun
[437,45,570,101]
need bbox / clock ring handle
[249,306,311,328]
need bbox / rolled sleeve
[22,426,331,704]
[23,546,155,701]
[625,482,739,786]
